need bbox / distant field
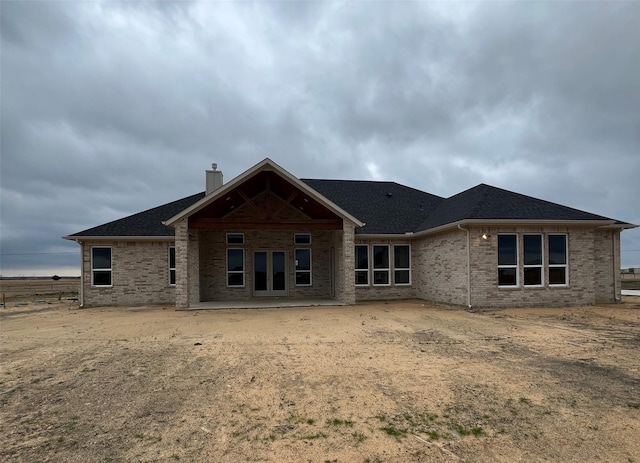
[0,278,79,302]
[622,280,640,290]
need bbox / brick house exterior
[64,159,635,309]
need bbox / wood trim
[236,189,264,218]
[272,191,299,219]
[189,218,342,230]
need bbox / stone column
[188,229,200,305]
[175,220,189,309]
[339,222,356,305]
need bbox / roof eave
[163,158,364,228]
[412,218,621,238]
[62,235,175,242]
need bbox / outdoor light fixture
[482,233,490,240]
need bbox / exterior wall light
[482,233,490,240]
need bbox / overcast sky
[1,0,639,276]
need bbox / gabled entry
[164,158,363,309]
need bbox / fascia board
[412,219,618,238]
[355,233,415,240]
[62,235,175,242]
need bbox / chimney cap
[212,163,218,171]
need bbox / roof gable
[417,183,617,232]
[164,158,363,227]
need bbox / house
[63,158,636,309]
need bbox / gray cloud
[2,0,639,275]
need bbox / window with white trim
[523,234,543,286]
[227,248,244,287]
[355,245,369,286]
[169,246,176,286]
[227,233,244,245]
[393,245,411,285]
[373,245,390,285]
[548,234,568,285]
[295,249,312,286]
[294,233,311,245]
[498,235,518,286]
[92,247,112,286]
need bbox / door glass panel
[254,252,267,291]
[272,252,286,291]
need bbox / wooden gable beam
[265,174,272,219]
[272,191,299,219]
[189,218,342,230]
[236,189,264,218]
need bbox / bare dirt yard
[1,298,639,463]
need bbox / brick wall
[353,238,417,301]
[198,229,336,301]
[468,226,618,308]
[81,240,175,308]
[413,230,468,306]
[594,229,620,303]
[175,220,189,309]
[79,222,622,309]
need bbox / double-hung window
[498,235,518,286]
[393,245,411,285]
[548,234,568,285]
[169,246,176,285]
[523,235,543,286]
[295,249,312,285]
[372,245,390,285]
[355,245,369,285]
[92,247,112,286]
[227,249,244,287]
[226,233,244,287]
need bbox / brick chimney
[206,163,223,195]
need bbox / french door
[253,251,287,296]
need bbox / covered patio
[186,297,344,310]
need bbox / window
[92,247,112,286]
[295,249,312,285]
[355,245,369,285]
[227,233,244,245]
[523,235,543,286]
[294,233,311,245]
[498,235,518,286]
[393,245,411,285]
[548,234,568,285]
[227,249,244,286]
[373,245,390,285]
[169,246,176,285]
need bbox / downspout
[458,225,472,310]
[613,232,620,302]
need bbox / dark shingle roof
[67,192,205,237]
[66,180,626,239]
[417,184,615,231]
[301,179,444,234]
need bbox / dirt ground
[1,298,639,463]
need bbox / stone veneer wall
[175,220,189,309]
[468,226,618,308]
[353,238,417,301]
[412,230,468,306]
[81,240,175,308]
[199,229,336,301]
